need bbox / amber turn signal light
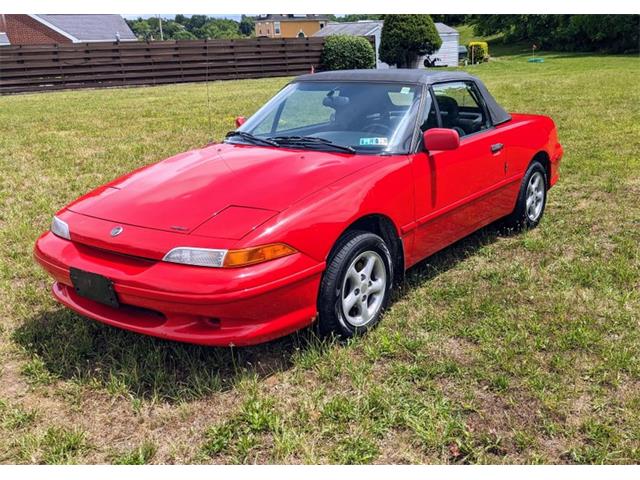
[223,243,297,268]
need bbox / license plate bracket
[69,267,119,308]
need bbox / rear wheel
[504,161,547,231]
[318,231,393,338]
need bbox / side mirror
[235,116,246,128]
[423,128,460,152]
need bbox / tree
[187,15,208,31]
[174,14,189,26]
[468,14,639,53]
[431,14,470,26]
[172,29,197,40]
[126,15,255,41]
[336,14,383,23]
[239,15,255,36]
[379,15,442,68]
[197,19,242,39]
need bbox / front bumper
[34,232,324,346]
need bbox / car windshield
[229,81,423,154]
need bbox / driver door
[411,81,510,260]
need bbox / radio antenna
[205,39,213,143]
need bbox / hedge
[320,35,376,71]
[468,41,489,64]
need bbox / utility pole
[158,15,164,41]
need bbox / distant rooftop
[34,14,137,42]
[313,20,458,37]
[313,21,382,37]
[435,23,459,35]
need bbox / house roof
[312,21,382,37]
[33,14,137,42]
[0,32,10,45]
[256,14,331,22]
[435,22,459,35]
[313,20,458,37]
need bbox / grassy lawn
[1,50,639,464]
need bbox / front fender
[239,155,415,263]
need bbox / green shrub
[379,14,442,68]
[320,35,376,71]
[468,41,489,64]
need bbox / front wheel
[317,231,393,338]
[503,161,547,231]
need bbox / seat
[435,95,466,137]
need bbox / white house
[429,23,460,67]
[313,20,460,68]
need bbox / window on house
[274,22,281,35]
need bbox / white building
[313,20,460,68]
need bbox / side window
[431,82,490,137]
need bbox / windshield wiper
[225,131,279,147]
[267,136,356,154]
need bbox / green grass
[1,50,639,464]
[111,440,157,465]
[456,24,547,58]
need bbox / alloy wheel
[526,171,545,222]
[340,250,387,327]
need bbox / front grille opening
[119,303,166,320]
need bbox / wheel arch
[332,214,405,286]
[531,150,551,187]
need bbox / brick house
[254,14,330,39]
[0,14,136,45]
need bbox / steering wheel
[362,123,392,135]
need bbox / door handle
[491,143,504,154]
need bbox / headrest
[322,95,350,109]
[435,95,459,110]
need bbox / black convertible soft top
[294,69,512,126]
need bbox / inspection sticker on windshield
[359,137,388,146]
[400,86,411,94]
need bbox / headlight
[163,247,227,267]
[51,216,70,240]
[163,243,296,268]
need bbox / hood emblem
[110,226,124,237]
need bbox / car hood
[67,142,378,238]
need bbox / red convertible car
[34,70,563,346]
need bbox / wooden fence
[0,37,332,94]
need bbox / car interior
[261,85,420,152]
[321,87,412,137]
[421,82,490,137]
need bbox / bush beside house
[320,35,376,70]
[468,41,489,64]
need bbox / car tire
[503,160,548,231]
[317,231,393,339]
